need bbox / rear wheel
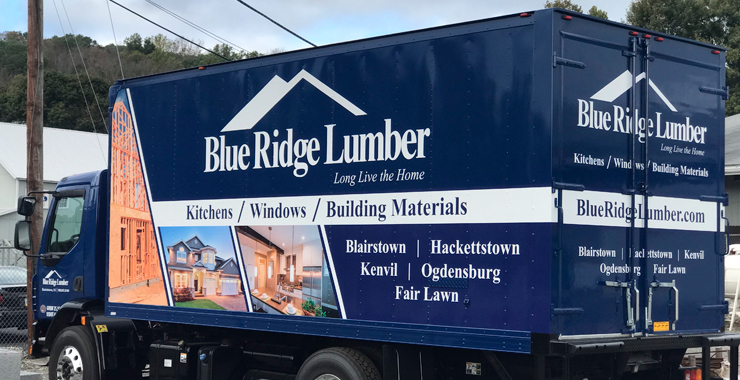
[297,347,380,380]
[49,325,99,380]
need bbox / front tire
[49,325,100,380]
[297,347,380,380]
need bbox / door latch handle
[646,280,678,331]
[603,280,638,329]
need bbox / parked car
[0,266,27,329]
[725,245,740,299]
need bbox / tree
[142,37,156,54]
[544,1,608,20]
[188,44,262,66]
[0,31,27,43]
[152,33,173,52]
[626,0,740,115]
[124,33,143,52]
[626,0,709,41]
[0,72,109,132]
[588,6,608,19]
[0,30,273,131]
[0,37,27,84]
[544,0,583,13]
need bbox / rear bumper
[551,332,740,356]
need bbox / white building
[727,114,740,244]
[0,122,108,254]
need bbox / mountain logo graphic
[45,270,62,279]
[221,70,366,132]
[590,70,677,112]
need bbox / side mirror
[14,220,32,251]
[17,196,36,216]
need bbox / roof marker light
[712,50,721,55]
[643,34,651,39]
[655,37,664,42]
[198,66,206,70]
[562,15,572,20]
[629,31,639,36]
[520,12,532,17]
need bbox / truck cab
[17,170,108,355]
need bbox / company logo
[204,70,431,177]
[591,70,677,112]
[221,70,367,132]
[44,270,62,279]
[41,270,70,291]
[576,70,707,144]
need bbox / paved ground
[207,294,248,311]
[22,356,48,380]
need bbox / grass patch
[175,299,226,310]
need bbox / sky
[0,0,634,55]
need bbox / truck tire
[297,347,380,380]
[49,325,100,380]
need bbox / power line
[51,0,96,131]
[105,0,125,79]
[235,0,316,47]
[60,0,109,134]
[109,0,231,61]
[144,0,249,54]
[50,0,107,159]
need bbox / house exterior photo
[166,236,242,300]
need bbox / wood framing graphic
[108,99,167,305]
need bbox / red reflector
[712,50,720,55]
[655,37,664,41]
[520,12,532,17]
[629,31,639,36]
[643,34,651,39]
[562,15,572,20]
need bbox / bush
[173,287,193,302]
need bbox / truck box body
[34,9,728,358]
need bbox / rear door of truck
[551,11,726,336]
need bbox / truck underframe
[33,300,740,380]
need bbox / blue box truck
[14,8,739,380]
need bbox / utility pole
[26,0,43,350]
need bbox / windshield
[0,267,26,285]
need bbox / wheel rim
[55,345,84,380]
[315,375,341,380]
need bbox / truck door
[35,188,89,320]
[552,25,640,336]
[552,18,726,336]
[636,36,726,335]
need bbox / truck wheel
[297,347,380,380]
[49,325,99,380]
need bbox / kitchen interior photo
[236,225,339,318]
